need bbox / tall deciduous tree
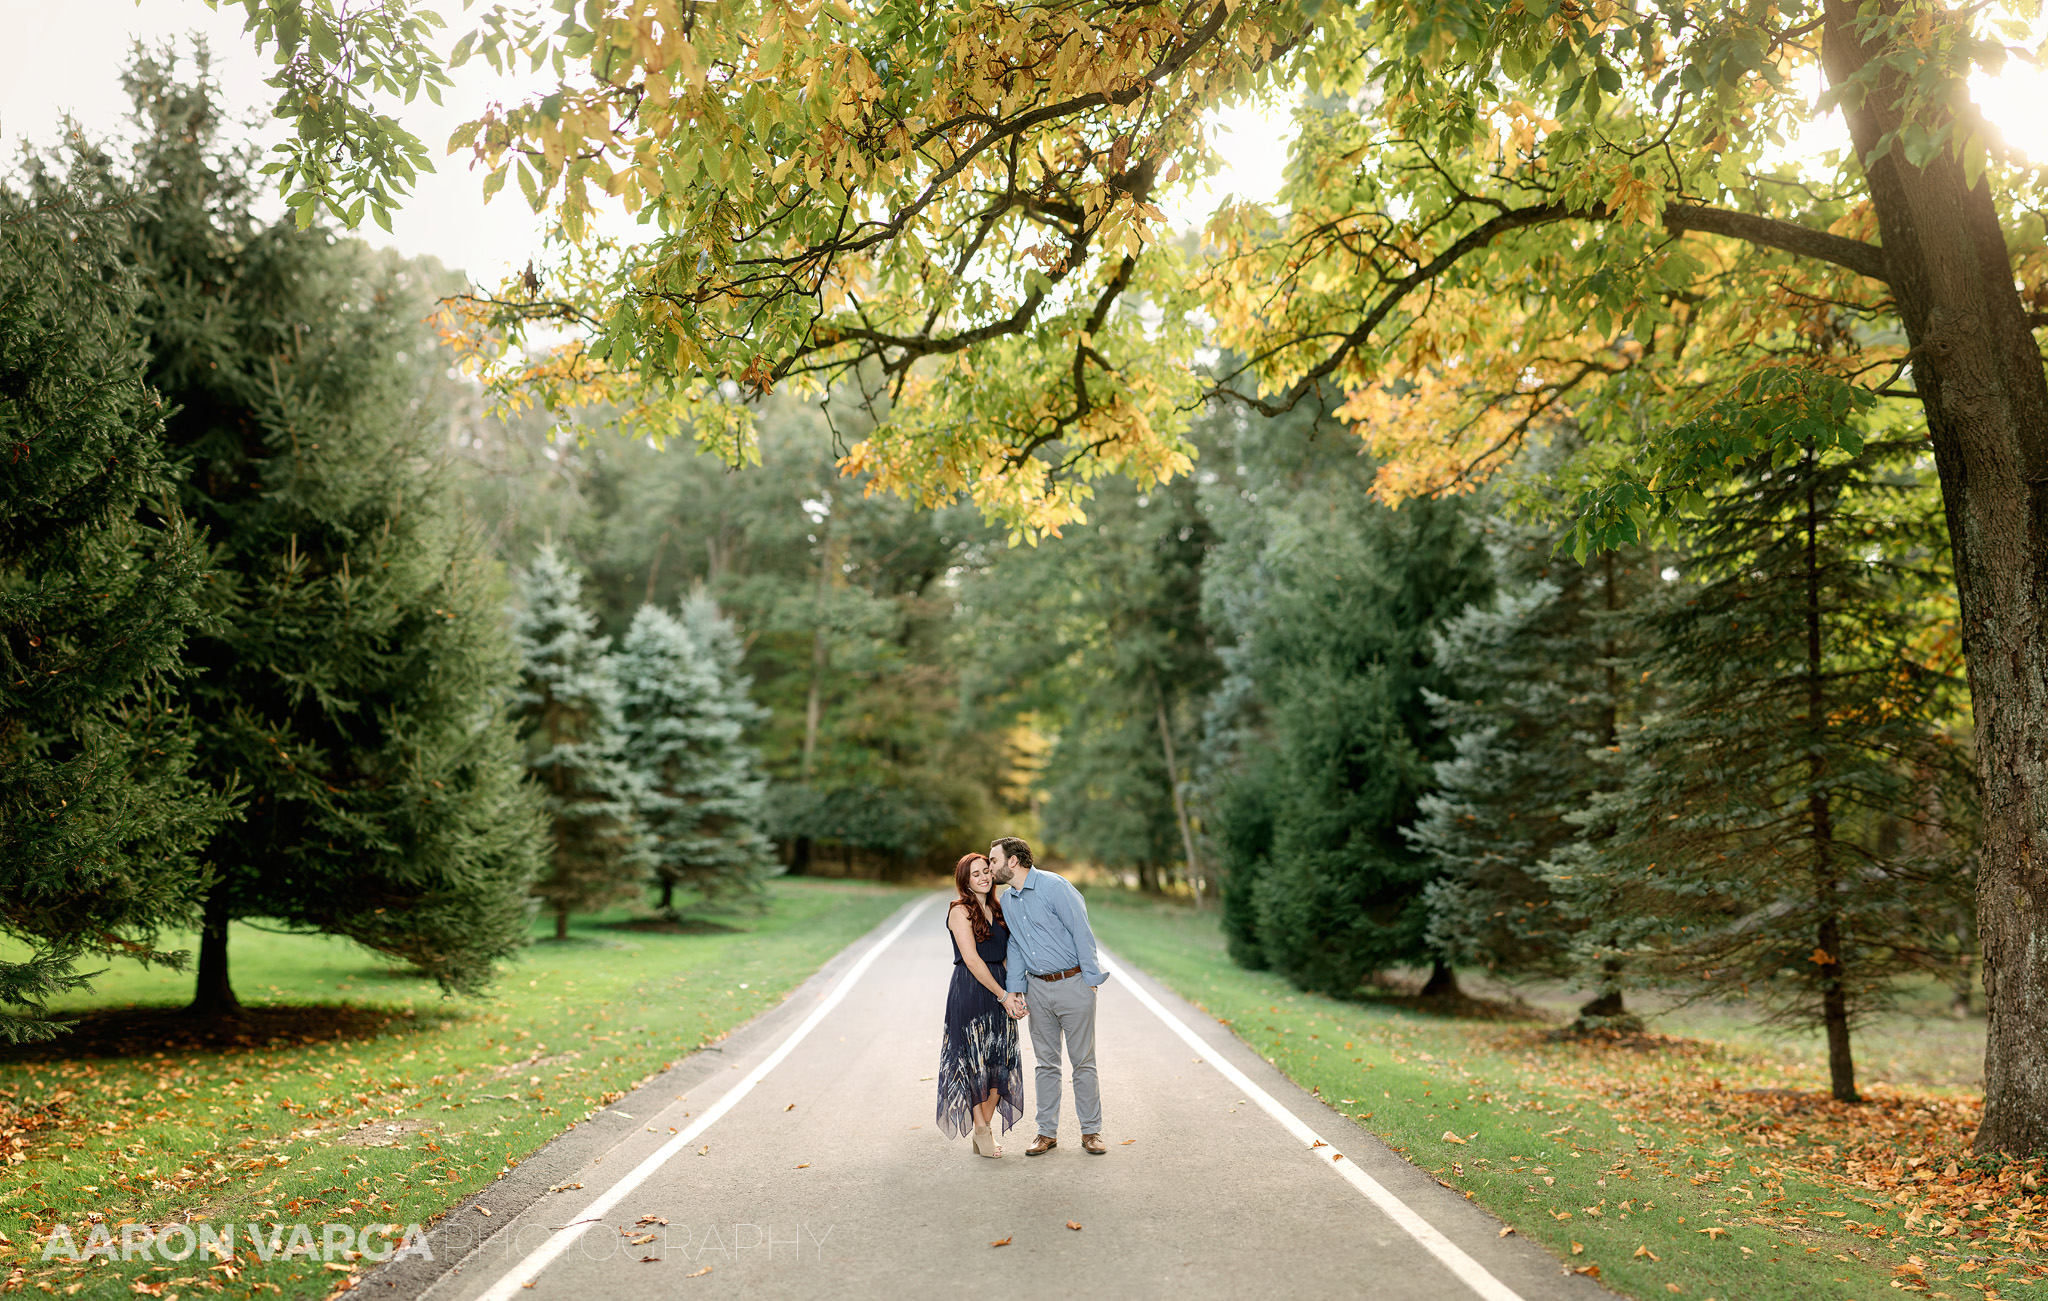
[964,470,1218,895]
[614,594,776,914]
[128,53,545,1015]
[0,147,229,1040]
[1559,438,1975,1103]
[512,543,650,937]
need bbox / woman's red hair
[952,852,1005,943]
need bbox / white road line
[473,895,938,1301]
[1105,955,1529,1301]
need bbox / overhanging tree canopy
[233,0,2048,1150]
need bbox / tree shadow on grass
[0,1003,457,1062]
[597,916,747,936]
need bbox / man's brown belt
[1029,965,1084,982]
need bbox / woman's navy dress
[936,905,1024,1138]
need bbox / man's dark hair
[990,836,1034,869]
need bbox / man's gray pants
[1025,975,1101,1137]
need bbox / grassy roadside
[0,878,916,1300]
[1089,891,2047,1301]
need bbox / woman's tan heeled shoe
[972,1123,1002,1158]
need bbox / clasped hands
[1003,992,1027,1020]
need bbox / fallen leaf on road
[1497,1227,1514,1238]
[697,1145,709,1156]
[686,1267,711,1278]
[547,1183,584,1193]
[1332,1153,1345,1161]
[796,1163,811,1169]
[1120,1139,1135,1145]
[990,1238,1012,1248]
[1067,1222,1082,1231]
[630,1233,658,1246]
[1441,1131,1467,1145]
[1311,1140,1327,1149]
[640,1255,661,1263]
[785,1104,795,1111]
[477,1208,493,1217]
[636,1215,668,1226]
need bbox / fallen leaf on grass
[686,1266,711,1277]
[1497,1227,1515,1238]
[1634,1246,1660,1260]
[1570,1265,1601,1278]
[1067,1222,1082,1231]
[1441,1131,1467,1145]
[1699,1226,1728,1239]
[1551,1211,1572,1221]
[990,1237,1012,1247]
[1571,1241,1584,1255]
[1664,1286,1680,1294]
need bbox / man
[988,836,1108,1156]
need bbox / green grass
[0,878,915,1299]
[1089,890,2042,1301]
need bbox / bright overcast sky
[0,0,2041,289]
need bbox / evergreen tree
[614,593,775,915]
[126,52,546,1015]
[1406,518,1659,1021]
[0,146,231,1039]
[1558,438,1974,1102]
[512,544,650,936]
[1200,400,1493,996]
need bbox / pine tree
[1558,437,1974,1102]
[1199,399,1493,996]
[614,594,775,915]
[1406,521,1659,1022]
[512,544,651,937]
[0,145,230,1040]
[125,51,547,1015]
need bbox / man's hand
[1006,992,1028,1019]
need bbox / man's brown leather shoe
[1025,1135,1057,1156]
[1081,1133,1106,1154]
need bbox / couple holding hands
[936,837,1108,1159]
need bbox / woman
[937,851,1024,1157]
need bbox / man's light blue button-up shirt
[1001,867,1108,994]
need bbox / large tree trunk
[188,882,241,1019]
[1825,1,2048,1153]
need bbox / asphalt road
[378,894,1615,1301]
